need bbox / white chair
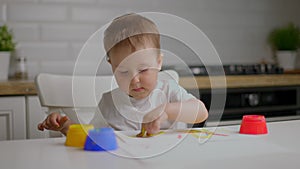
[35,74,118,124]
[35,70,185,136]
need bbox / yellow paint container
[65,124,94,147]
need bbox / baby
[38,13,208,136]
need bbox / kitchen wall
[0,0,300,77]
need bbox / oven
[191,86,300,127]
[171,64,300,127]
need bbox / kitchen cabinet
[0,97,26,140]
[26,96,49,139]
[0,96,49,140]
[0,80,49,140]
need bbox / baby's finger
[49,115,60,128]
[45,116,52,127]
[37,123,44,131]
[147,121,160,135]
[153,120,160,132]
[57,116,69,129]
[144,123,152,135]
[60,116,69,125]
[43,122,51,130]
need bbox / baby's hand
[37,112,69,132]
[141,109,168,136]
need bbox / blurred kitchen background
[1,0,300,78]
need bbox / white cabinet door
[0,97,26,140]
[26,96,49,139]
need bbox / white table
[0,120,300,169]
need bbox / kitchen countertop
[1,74,300,96]
[0,79,37,96]
[179,74,300,89]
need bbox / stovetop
[164,64,284,76]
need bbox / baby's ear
[157,53,163,70]
[106,55,112,64]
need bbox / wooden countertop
[179,74,300,89]
[0,79,37,96]
[1,74,300,96]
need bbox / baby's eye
[118,70,128,75]
[139,68,148,73]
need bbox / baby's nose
[131,73,140,83]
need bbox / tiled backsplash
[0,0,299,78]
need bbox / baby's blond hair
[104,13,160,59]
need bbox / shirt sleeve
[168,80,196,102]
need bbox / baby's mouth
[132,87,144,92]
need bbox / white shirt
[90,79,195,130]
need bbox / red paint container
[239,115,268,135]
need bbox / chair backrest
[35,73,118,123]
[35,74,117,108]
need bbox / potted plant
[0,25,16,80]
[268,23,300,70]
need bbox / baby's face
[108,45,162,100]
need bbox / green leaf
[268,23,300,51]
[0,25,16,51]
